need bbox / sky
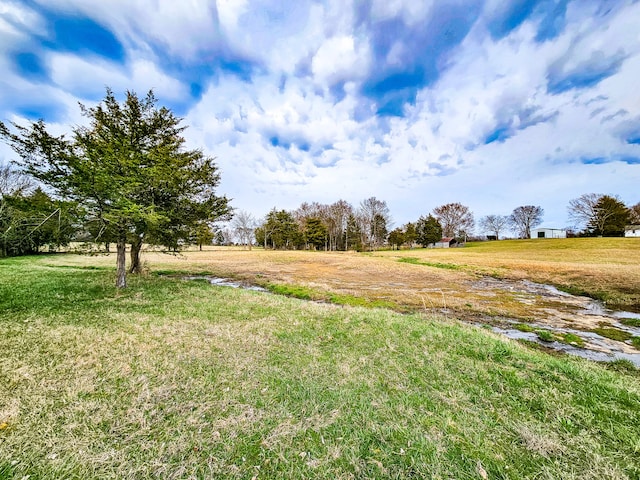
[1,0,639,231]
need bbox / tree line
[222,195,639,252]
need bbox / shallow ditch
[471,277,640,365]
[181,275,640,367]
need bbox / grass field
[2,252,640,479]
[56,238,636,323]
[382,238,640,310]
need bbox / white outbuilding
[625,225,640,238]
[531,228,567,239]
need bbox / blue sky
[1,0,639,231]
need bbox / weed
[514,323,535,333]
[620,318,640,327]
[535,330,555,342]
[591,327,633,342]
[557,333,585,348]
[630,337,640,349]
[605,359,638,374]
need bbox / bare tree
[432,202,474,238]
[327,200,352,250]
[628,202,640,224]
[479,215,509,239]
[232,210,256,250]
[568,193,601,231]
[359,197,392,250]
[509,206,543,239]
[0,164,34,197]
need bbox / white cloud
[311,35,370,84]
[2,0,639,229]
[48,54,188,101]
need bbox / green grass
[631,337,640,349]
[1,255,640,479]
[591,327,633,342]
[620,318,640,327]
[397,256,463,270]
[267,283,399,310]
[558,333,586,348]
[535,329,555,342]
[514,323,535,333]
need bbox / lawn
[1,255,640,479]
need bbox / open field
[37,238,640,358]
[1,255,640,479]
[55,237,640,313]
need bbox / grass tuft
[535,330,555,342]
[591,327,633,342]
[620,318,640,327]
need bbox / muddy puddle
[471,277,640,365]
[490,326,640,366]
[182,276,267,292]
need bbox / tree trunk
[116,238,127,288]
[129,235,143,274]
[105,242,110,253]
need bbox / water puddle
[182,276,267,292]
[490,325,640,367]
[179,273,640,367]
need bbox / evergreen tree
[1,89,230,287]
[416,215,442,247]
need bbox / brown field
[53,238,640,325]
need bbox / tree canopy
[432,203,473,238]
[1,89,231,287]
[416,215,442,247]
[568,193,629,236]
[509,206,544,239]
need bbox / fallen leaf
[477,461,488,479]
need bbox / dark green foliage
[1,187,78,257]
[415,214,442,247]
[589,195,629,236]
[304,217,328,250]
[0,88,230,286]
[404,222,417,246]
[260,209,303,249]
[569,193,630,237]
[387,227,405,250]
[345,213,363,251]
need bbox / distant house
[434,237,457,248]
[531,228,567,239]
[625,225,640,238]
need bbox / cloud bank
[1,0,639,228]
